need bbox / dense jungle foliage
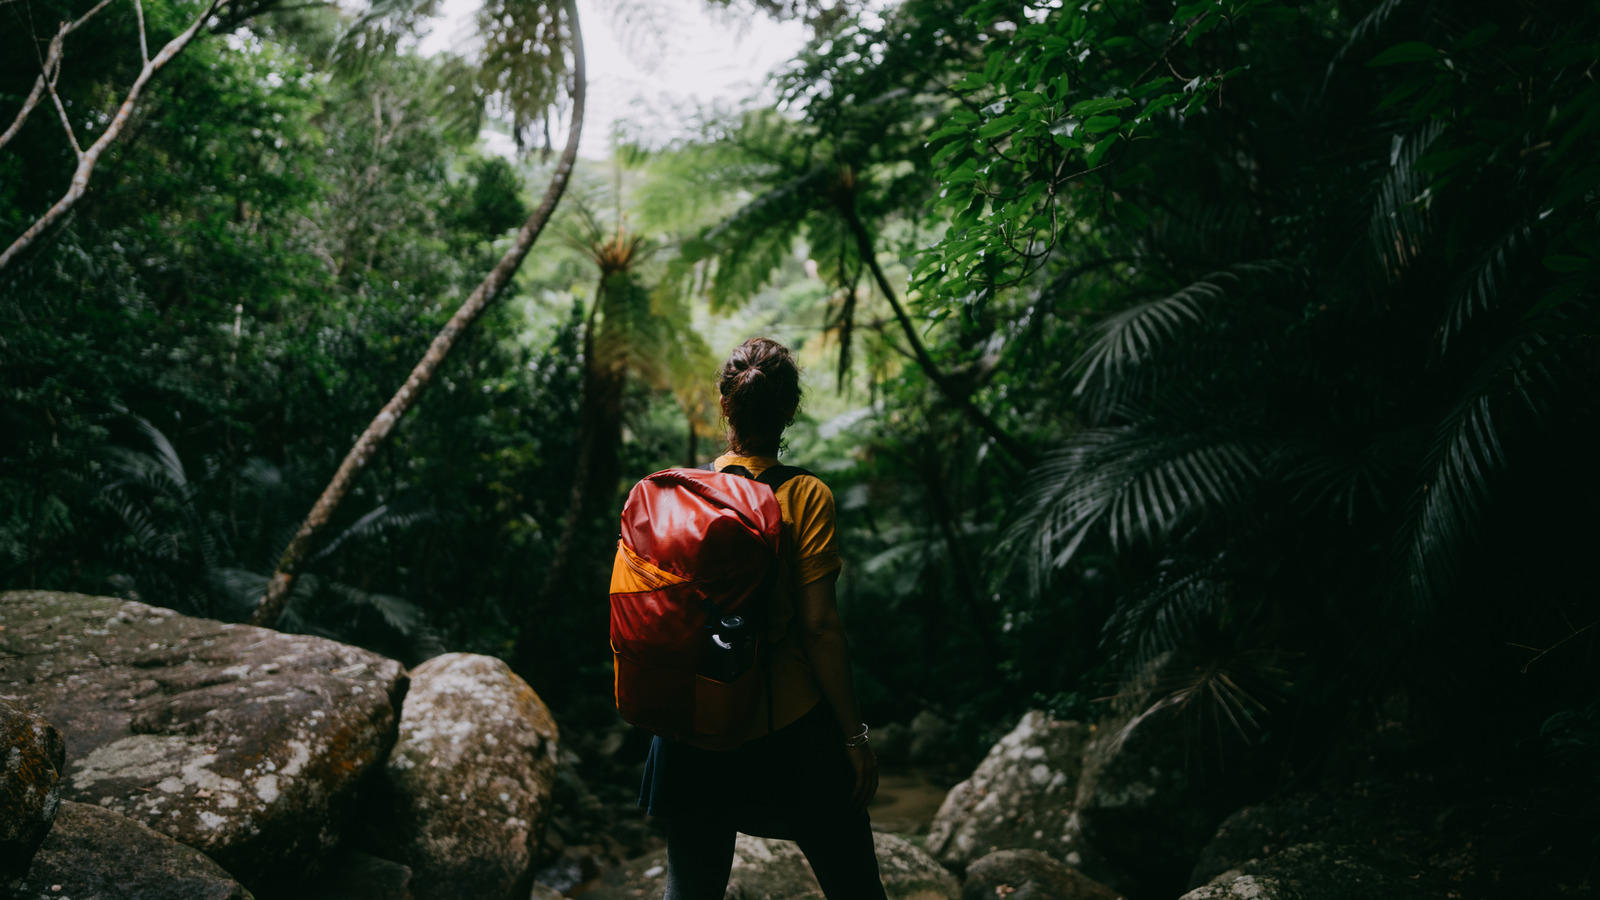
[4,0,1598,864]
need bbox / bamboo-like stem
[0,0,222,273]
[249,0,588,628]
[0,0,116,152]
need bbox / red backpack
[609,463,809,743]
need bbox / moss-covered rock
[1180,842,1440,900]
[1,698,66,895]
[587,832,959,899]
[383,652,559,900]
[961,849,1125,900]
[925,711,1091,870]
[0,590,406,890]
[16,800,249,900]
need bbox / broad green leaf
[1084,115,1122,134]
[1070,96,1135,117]
[1086,134,1121,167]
[978,114,1027,138]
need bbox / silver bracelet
[844,724,869,747]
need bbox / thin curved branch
[0,0,223,273]
[250,0,588,628]
[840,199,1034,465]
[0,0,117,152]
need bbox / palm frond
[1401,393,1506,604]
[1103,650,1278,751]
[1318,0,1405,97]
[1102,556,1227,674]
[672,164,830,312]
[1070,264,1285,420]
[1398,326,1569,603]
[1003,423,1259,585]
[1439,223,1536,354]
[1280,430,1414,524]
[1369,121,1444,278]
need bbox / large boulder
[961,850,1124,900]
[588,832,960,900]
[925,711,1090,870]
[1179,842,1439,900]
[1,699,67,894]
[1071,708,1265,896]
[0,589,407,889]
[383,652,559,900]
[1189,800,1327,888]
[15,800,249,900]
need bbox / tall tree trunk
[249,0,588,628]
[839,202,1035,466]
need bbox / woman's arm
[797,569,879,810]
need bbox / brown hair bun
[719,337,802,455]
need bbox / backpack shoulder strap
[705,461,812,491]
[755,465,815,493]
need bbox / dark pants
[662,808,888,900]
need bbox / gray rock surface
[1179,842,1438,900]
[961,850,1124,900]
[384,652,559,900]
[15,800,249,900]
[1,698,66,895]
[0,589,406,888]
[587,832,960,900]
[925,711,1090,870]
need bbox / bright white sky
[417,0,809,158]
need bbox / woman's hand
[846,743,879,810]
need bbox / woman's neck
[725,442,778,459]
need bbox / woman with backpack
[638,336,886,900]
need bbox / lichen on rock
[16,800,249,900]
[383,652,559,900]
[586,832,959,900]
[1,698,67,895]
[0,589,407,889]
[925,710,1091,871]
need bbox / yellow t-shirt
[712,454,840,743]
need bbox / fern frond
[328,582,426,635]
[310,497,434,564]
